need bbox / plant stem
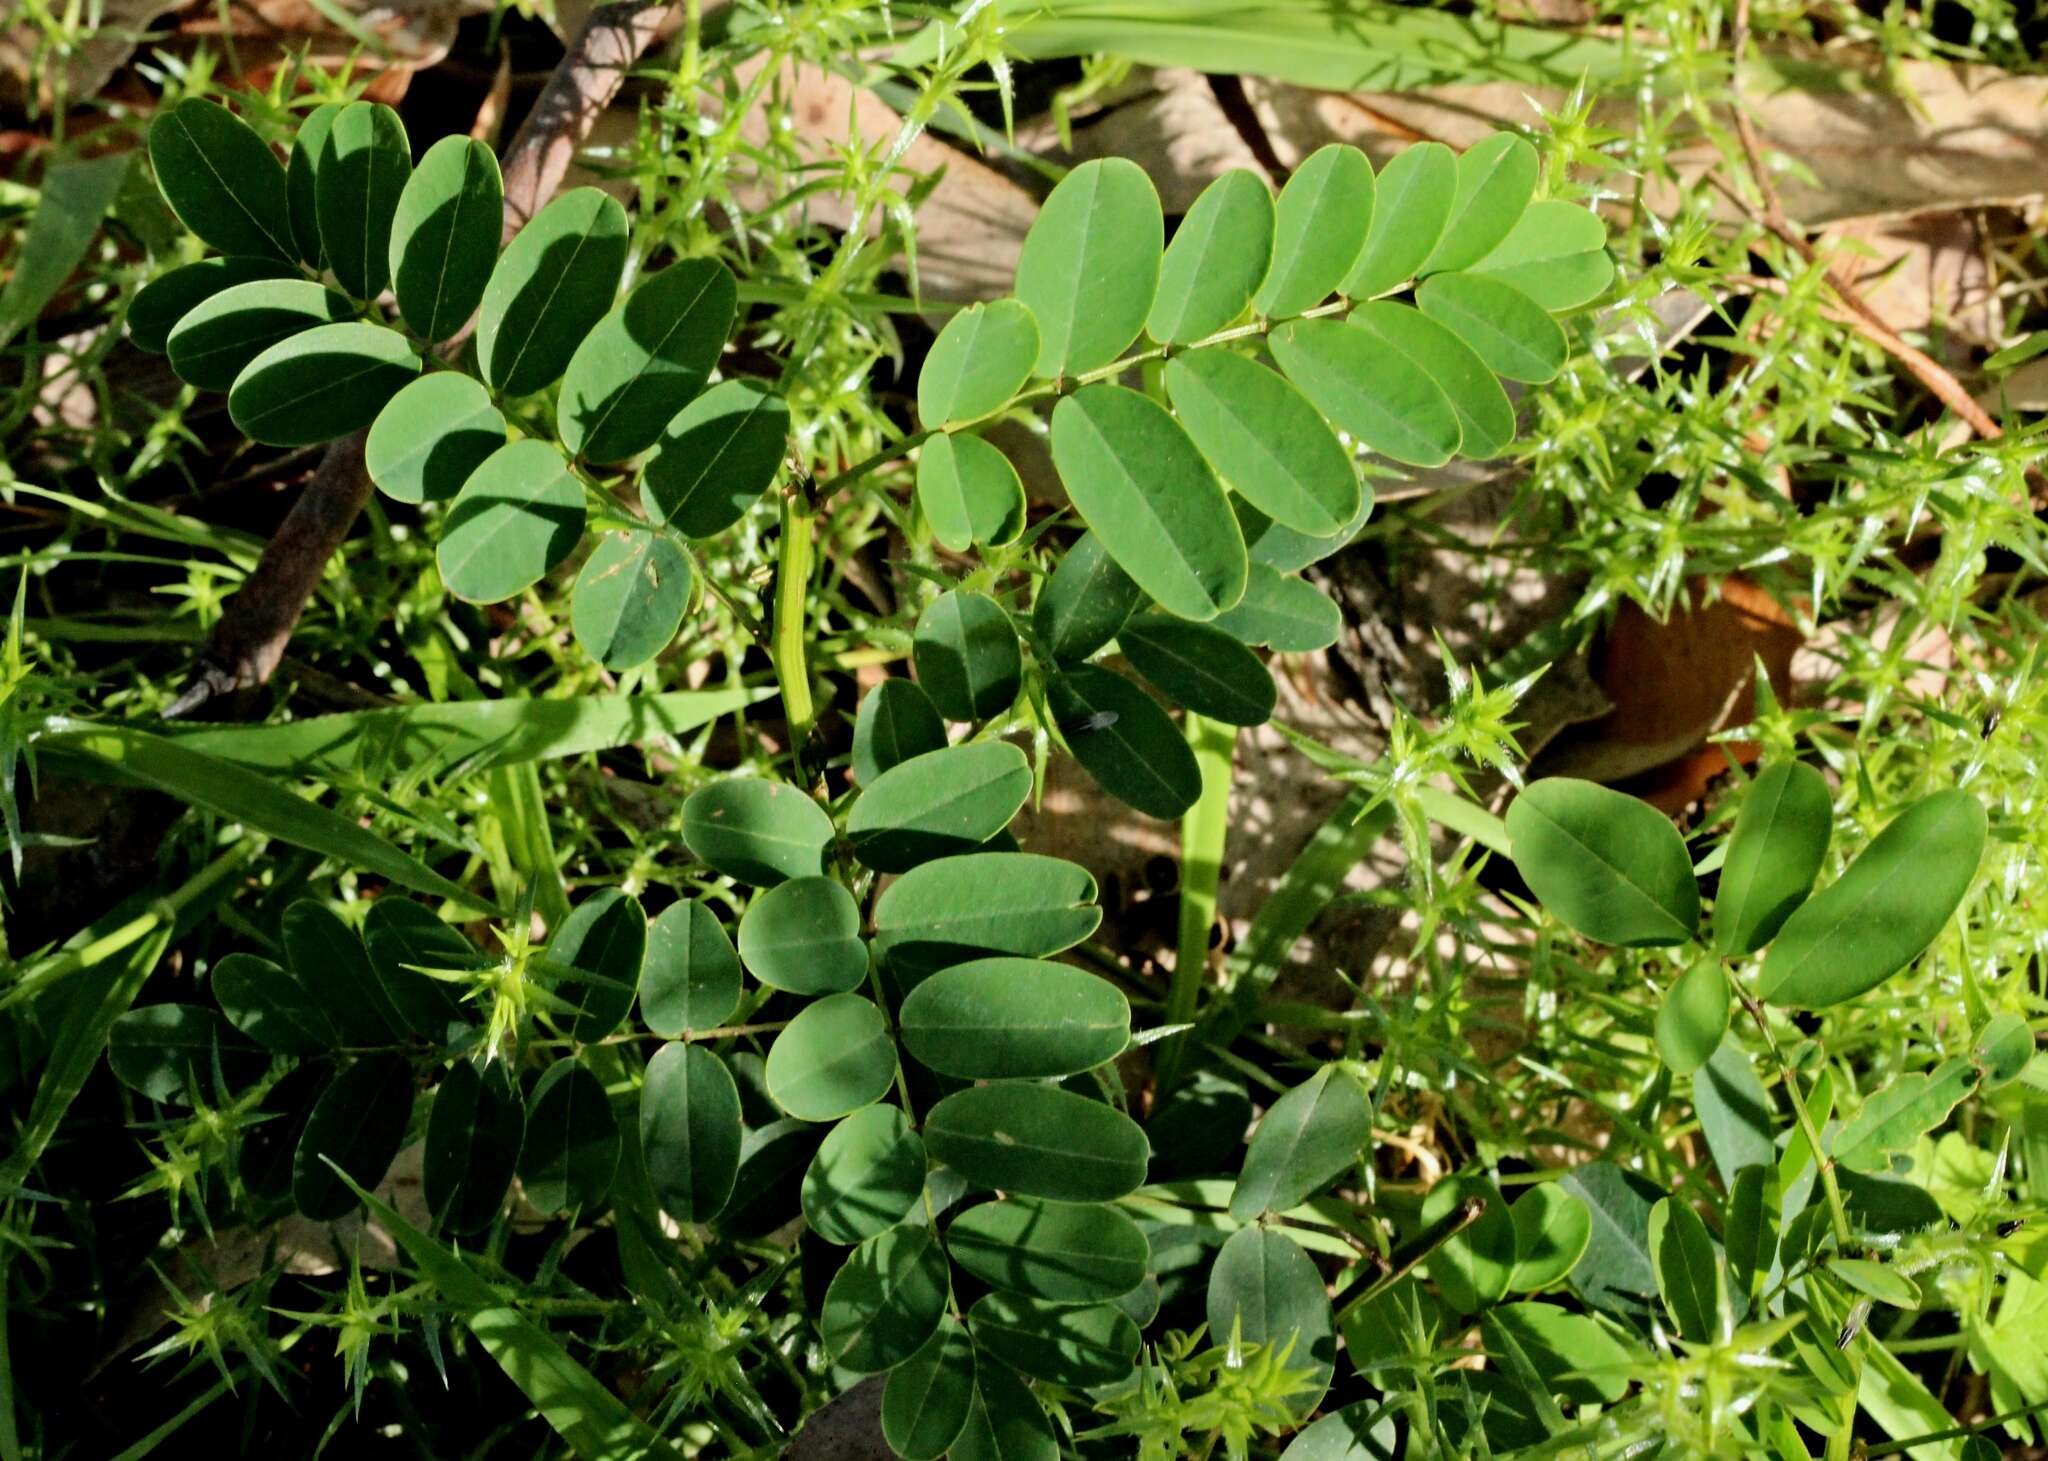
[771,486,817,774]
[1158,714,1235,1093]
[1736,985,1853,1251]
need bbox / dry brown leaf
[1531,576,1802,809]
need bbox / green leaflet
[389,135,503,342]
[1229,1064,1372,1220]
[970,1293,1139,1388]
[949,1356,1057,1461]
[871,851,1102,979]
[477,187,629,397]
[1507,1184,1591,1291]
[282,899,400,1043]
[882,1318,977,1461]
[640,378,789,537]
[916,433,1025,553]
[1506,778,1700,947]
[424,1058,524,1235]
[148,97,295,261]
[1348,300,1514,460]
[548,888,646,1042]
[360,897,478,1041]
[1214,564,1342,652]
[913,589,1023,722]
[1277,1400,1400,1461]
[559,258,736,464]
[918,298,1040,426]
[820,1223,951,1373]
[640,1041,742,1223]
[679,776,834,887]
[228,320,421,447]
[1419,132,1537,276]
[571,532,692,671]
[107,1004,262,1104]
[1116,612,1276,726]
[365,372,507,505]
[737,876,868,994]
[765,993,896,1121]
[1032,531,1143,664]
[1415,271,1567,384]
[922,1083,1149,1202]
[1832,1058,1978,1173]
[1713,761,1833,956]
[1254,143,1374,320]
[852,679,948,785]
[639,899,742,1037]
[519,1059,619,1212]
[1148,168,1275,344]
[1013,157,1162,377]
[946,1197,1149,1302]
[1269,317,1460,468]
[1050,384,1246,621]
[436,439,586,603]
[128,256,297,355]
[287,102,343,266]
[1647,1197,1720,1343]
[803,1104,927,1245]
[1047,663,1201,821]
[1759,790,1986,1008]
[1206,1226,1335,1414]
[213,951,337,1055]
[1655,961,1730,1076]
[293,1053,414,1220]
[1423,1169,1517,1314]
[846,741,1031,872]
[166,278,356,392]
[1484,1303,1635,1405]
[1164,347,1359,536]
[1470,199,1614,312]
[1343,141,1456,298]
[316,101,410,302]
[898,956,1130,1078]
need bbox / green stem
[1737,986,1853,1251]
[771,487,817,773]
[1157,714,1235,1093]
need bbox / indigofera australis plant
[108,87,1666,1454]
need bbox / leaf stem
[1735,983,1853,1251]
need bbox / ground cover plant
[3,1,2048,1458]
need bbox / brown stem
[164,434,372,718]
[497,1,676,242]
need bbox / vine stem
[1735,983,1853,1251]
